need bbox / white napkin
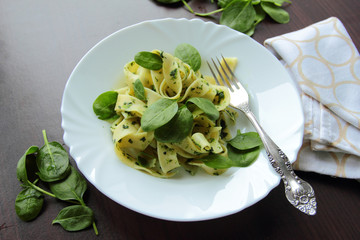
[264,17,360,179]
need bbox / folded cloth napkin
[264,17,360,179]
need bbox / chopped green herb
[170,68,178,79]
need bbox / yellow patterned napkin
[264,17,360,179]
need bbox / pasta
[110,50,238,178]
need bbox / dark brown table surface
[1,0,359,239]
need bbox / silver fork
[208,56,317,215]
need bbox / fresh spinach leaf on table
[15,130,98,235]
[244,4,267,36]
[260,1,290,23]
[15,184,44,221]
[52,205,94,232]
[155,0,182,3]
[153,0,292,36]
[48,166,87,203]
[36,130,70,182]
[218,0,235,8]
[262,0,291,6]
[16,146,39,184]
[220,0,256,33]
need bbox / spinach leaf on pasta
[186,97,219,121]
[174,43,201,71]
[93,91,118,120]
[134,51,163,70]
[154,105,193,143]
[141,98,178,131]
[133,79,146,101]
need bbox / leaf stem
[27,180,56,198]
[27,180,81,204]
[77,196,86,207]
[92,221,99,236]
[77,196,98,235]
[42,129,48,145]
[181,0,194,13]
[194,8,224,17]
[42,129,57,171]
[181,0,223,17]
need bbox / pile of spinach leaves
[154,0,292,36]
[15,130,98,235]
[93,43,263,172]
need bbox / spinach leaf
[261,0,291,7]
[15,186,44,221]
[155,0,182,3]
[174,43,201,71]
[228,131,262,150]
[14,130,99,235]
[220,0,256,33]
[52,205,94,232]
[133,79,146,101]
[153,0,292,36]
[200,154,234,169]
[261,1,290,23]
[227,144,261,167]
[254,4,267,25]
[141,98,178,131]
[16,146,39,184]
[155,105,193,143]
[137,152,157,168]
[37,166,71,183]
[48,166,87,203]
[134,51,163,70]
[186,97,219,121]
[227,130,262,166]
[244,24,256,36]
[36,130,70,182]
[93,91,118,120]
[218,0,234,8]
[244,3,266,35]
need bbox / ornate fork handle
[242,106,317,215]
[208,56,317,215]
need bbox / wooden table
[1,0,359,239]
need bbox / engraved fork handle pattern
[242,107,317,215]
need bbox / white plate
[61,18,304,221]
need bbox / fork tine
[206,61,222,86]
[215,57,237,90]
[221,55,240,89]
[210,58,234,91]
